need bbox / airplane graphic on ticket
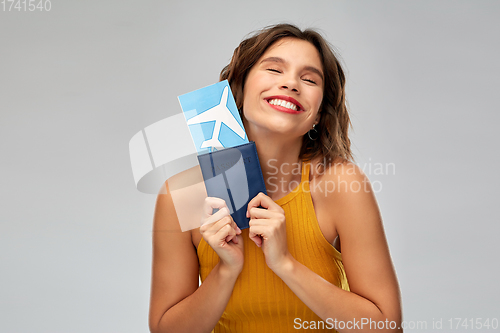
[178,80,248,153]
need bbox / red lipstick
[265,95,304,114]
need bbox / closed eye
[303,78,317,84]
[266,68,281,73]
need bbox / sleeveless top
[197,162,350,332]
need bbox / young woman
[149,24,402,333]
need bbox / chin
[265,123,304,138]
[245,111,306,137]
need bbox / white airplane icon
[186,86,246,151]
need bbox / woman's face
[242,37,324,140]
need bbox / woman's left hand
[247,192,291,272]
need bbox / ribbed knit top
[197,162,349,332]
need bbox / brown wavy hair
[220,23,353,164]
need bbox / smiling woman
[241,38,324,141]
[220,24,353,167]
[149,23,402,333]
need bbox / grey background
[1,0,499,332]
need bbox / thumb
[249,231,262,247]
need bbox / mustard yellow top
[197,162,349,332]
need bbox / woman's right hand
[200,197,244,275]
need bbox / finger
[248,230,263,247]
[225,218,242,243]
[225,227,238,244]
[249,225,268,238]
[208,216,241,244]
[224,226,236,242]
[202,205,230,227]
[248,218,270,227]
[200,214,231,234]
[209,215,233,233]
[246,192,281,217]
[203,197,229,218]
[228,234,239,244]
[231,219,242,234]
[214,215,241,235]
[215,223,235,244]
[247,207,282,220]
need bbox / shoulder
[309,157,372,200]
[309,157,380,230]
[310,157,368,187]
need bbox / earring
[308,124,319,141]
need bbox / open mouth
[265,96,304,113]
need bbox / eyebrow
[260,56,324,81]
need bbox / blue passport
[197,142,267,230]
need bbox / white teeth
[268,99,298,111]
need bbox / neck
[246,126,304,201]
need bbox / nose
[280,74,300,93]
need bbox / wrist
[218,261,243,281]
[271,253,296,277]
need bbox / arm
[247,163,402,332]
[149,183,243,333]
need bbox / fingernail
[246,211,249,218]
